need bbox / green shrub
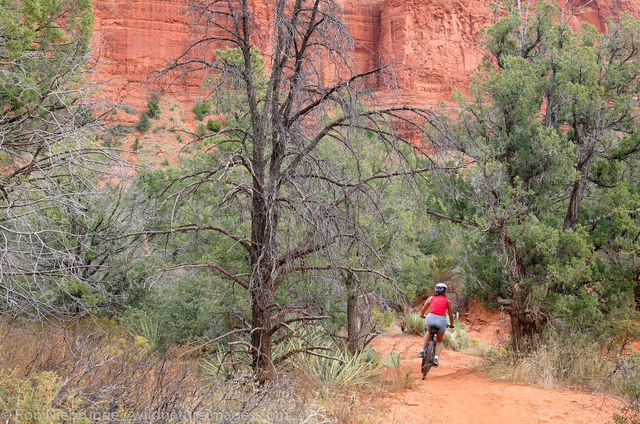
[444,318,469,351]
[301,348,382,391]
[197,123,207,136]
[372,307,395,332]
[74,105,94,126]
[206,118,221,132]
[132,138,140,151]
[116,102,135,114]
[60,277,106,314]
[403,312,425,335]
[0,371,89,423]
[613,351,640,424]
[383,351,401,368]
[147,94,160,118]
[192,101,210,121]
[124,278,218,350]
[108,123,134,138]
[136,112,150,132]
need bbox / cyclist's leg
[435,331,444,356]
[421,329,432,351]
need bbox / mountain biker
[417,282,454,366]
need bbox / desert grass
[0,317,392,423]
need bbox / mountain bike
[421,324,453,380]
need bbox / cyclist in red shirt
[417,283,454,366]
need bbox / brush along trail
[371,333,621,423]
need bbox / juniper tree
[430,2,640,353]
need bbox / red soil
[370,302,623,424]
[459,299,511,347]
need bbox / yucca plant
[127,312,161,349]
[444,319,469,351]
[303,349,383,391]
[404,312,426,335]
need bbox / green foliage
[300,348,382,391]
[57,277,106,314]
[207,118,221,132]
[372,307,395,332]
[132,138,140,151]
[438,3,640,345]
[116,102,135,114]
[147,94,160,118]
[109,124,134,138]
[403,312,426,335]
[0,0,93,113]
[106,124,134,146]
[383,351,401,368]
[136,112,150,132]
[124,278,223,349]
[192,101,210,121]
[0,0,93,59]
[0,371,89,423]
[444,318,469,351]
[614,351,640,424]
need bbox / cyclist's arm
[419,296,432,318]
[447,301,455,327]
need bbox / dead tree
[150,0,440,382]
[0,1,138,317]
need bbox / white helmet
[434,283,447,294]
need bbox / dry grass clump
[0,317,385,423]
[507,335,608,389]
[481,328,640,396]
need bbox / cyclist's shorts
[425,313,447,333]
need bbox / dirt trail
[371,315,622,424]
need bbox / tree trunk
[499,233,545,356]
[250,279,274,383]
[563,176,587,230]
[248,146,276,383]
[345,272,358,354]
[508,312,541,356]
[634,269,640,311]
[500,293,546,357]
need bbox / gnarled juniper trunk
[500,234,546,356]
[499,291,547,357]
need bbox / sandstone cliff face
[92,0,640,110]
[93,0,196,109]
[377,0,490,104]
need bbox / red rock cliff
[92,0,640,109]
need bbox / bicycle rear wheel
[421,340,436,379]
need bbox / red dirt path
[371,305,622,424]
[371,335,621,424]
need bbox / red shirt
[430,295,448,316]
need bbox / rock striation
[91,0,640,110]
